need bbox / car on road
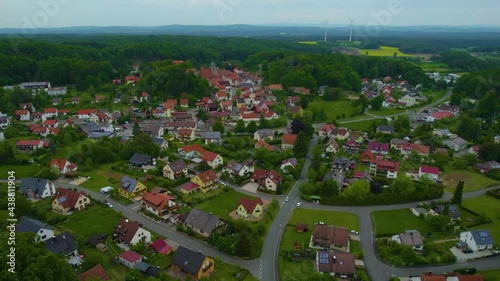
[296,202,302,207]
[285,197,289,202]
[106,202,113,208]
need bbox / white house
[17,217,55,242]
[113,218,152,246]
[19,178,56,199]
[119,251,142,269]
[15,110,31,121]
[418,166,439,182]
[399,95,417,107]
[460,230,495,252]
[0,116,10,129]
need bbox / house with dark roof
[45,232,78,259]
[344,139,360,154]
[135,261,160,277]
[17,217,54,242]
[316,252,355,278]
[129,153,153,168]
[118,176,147,199]
[310,224,350,252]
[475,161,500,173]
[171,246,215,280]
[223,160,254,178]
[236,197,264,219]
[433,204,461,220]
[113,218,151,246]
[392,230,424,251]
[254,129,274,141]
[19,178,56,199]
[377,125,395,134]
[162,159,188,180]
[119,250,142,269]
[183,208,225,237]
[443,137,468,152]
[332,158,356,172]
[52,187,90,214]
[141,192,176,218]
[79,264,110,281]
[204,131,222,145]
[251,170,283,192]
[460,230,495,252]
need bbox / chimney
[63,234,66,239]
[333,256,336,264]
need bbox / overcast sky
[1,0,499,28]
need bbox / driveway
[241,182,259,193]
[450,247,496,263]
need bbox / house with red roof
[412,144,431,157]
[180,99,189,108]
[267,84,283,91]
[141,191,176,217]
[16,140,45,152]
[236,197,264,219]
[255,140,275,152]
[432,111,455,120]
[43,119,58,128]
[220,101,233,111]
[345,139,360,154]
[15,110,31,121]
[113,218,151,246]
[52,187,90,214]
[125,76,140,85]
[335,128,350,140]
[95,95,105,103]
[150,238,172,255]
[79,264,109,281]
[370,156,399,179]
[289,87,311,95]
[419,166,440,182]
[118,250,142,269]
[319,124,335,138]
[71,97,80,104]
[282,134,298,151]
[360,150,375,166]
[251,170,283,191]
[368,141,390,155]
[43,108,58,118]
[177,129,195,142]
[58,109,70,116]
[78,109,97,119]
[178,144,223,168]
[180,182,200,194]
[49,158,78,174]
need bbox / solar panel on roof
[58,196,67,203]
[318,252,329,264]
[479,232,489,237]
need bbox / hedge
[320,188,444,206]
[486,188,500,200]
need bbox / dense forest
[436,50,500,72]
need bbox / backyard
[280,209,359,279]
[442,169,499,192]
[480,269,500,281]
[195,190,256,218]
[461,195,500,243]
[372,209,443,240]
[0,164,38,179]
[341,119,375,131]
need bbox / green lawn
[342,120,375,131]
[462,195,500,243]
[308,100,364,121]
[209,259,259,281]
[57,203,123,239]
[183,186,228,205]
[367,107,408,116]
[418,62,451,72]
[442,169,500,192]
[79,162,127,192]
[0,164,39,179]
[372,209,437,238]
[195,190,256,219]
[359,46,413,57]
[480,269,500,281]
[280,209,359,279]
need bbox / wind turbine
[348,16,358,42]
[324,18,329,42]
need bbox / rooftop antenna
[324,18,329,42]
[348,16,358,42]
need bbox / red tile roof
[181,182,199,192]
[79,264,109,281]
[43,120,57,125]
[78,109,97,115]
[420,166,439,175]
[119,250,141,263]
[178,129,192,136]
[237,197,264,214]
[195,170,218,184]
[53,187,87,209]
[15,110,29,116]
[16,140,42,147]
[141,192,175,212]
[255,140,275,152]
[282,134,298,145]
[432,111,455,120]
[412,144,431,155]
[150,239,172,254]
[114,219,143,245]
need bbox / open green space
[359,46,414,57]
[0,165,39,179]
[462,195,500,243]
[480,269,500,281]
[308,100,364,121]
[79,162,127,191]
[209,259,259,281]
[341,119,375,131]
[57,203,123,238]
[442,169,500,192]
[183,186,228,205]
[367,107,408,116]
[418,62,451,72]
[195,190,256,218]
[372,209,437,238]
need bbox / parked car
[285,197,290,202]
[462,249,473,254]
[296,202,302,207]
[106,202,113,208]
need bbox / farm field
[461,195,500,243]
[359,46,413,57]
[442,169,499,192]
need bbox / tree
[246,121,258,133]
[291,118,306,135]
[426,215,450,231]
[370,95,384,110]
[401,246,417,265]
[443,204,450,216]
[132,122,141,136]
[451,180,464,205]
[212,120,224,134]
[388,175,415,195]
[293,131,310,158]
[235,119,246,134]
[341,180,371,202]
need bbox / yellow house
[118,176,147,198]
[236,197,264,219]
[172,246,215,279]
[191,170,218,193]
